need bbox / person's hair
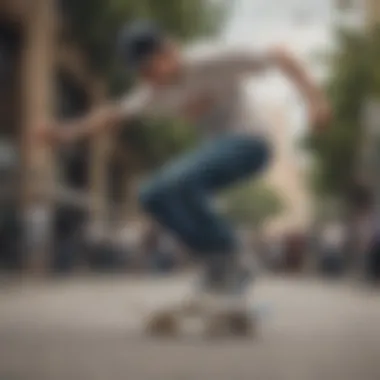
[117,20,165,70]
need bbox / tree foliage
[119,118,198,171]
[307,26,380,197]
[221,181,285,227]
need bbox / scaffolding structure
[0,1,115,274]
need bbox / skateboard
[144,294,257,338]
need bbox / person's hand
[35,123,73,147]
[270,46,293,64]
[308,95,332,132]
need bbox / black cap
[117,20,165,70]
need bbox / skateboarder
[39,21,331,302]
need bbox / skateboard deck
[143,295,258,338]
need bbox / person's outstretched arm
[200,46,332,132]
[38,86,153,145]
[269,48,331,132]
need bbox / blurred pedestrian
[320,222,345,277]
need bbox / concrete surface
[0,274,379,380]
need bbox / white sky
[217,0,365,136]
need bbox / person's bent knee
[138,179,173,214]
[244,137,272,173]
[138,182,160,213]
[255,138,271,169]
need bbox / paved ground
[0,274,379,380]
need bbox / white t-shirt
[119,46,272,138]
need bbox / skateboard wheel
[203,314,227,338]
[146,310,179,336]
[228,312,254,336]
[204,311,254,338]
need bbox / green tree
[307,26,380,198]
[221,181,285,228]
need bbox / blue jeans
[139,133,271,257]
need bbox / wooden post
[20,0,56,274]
